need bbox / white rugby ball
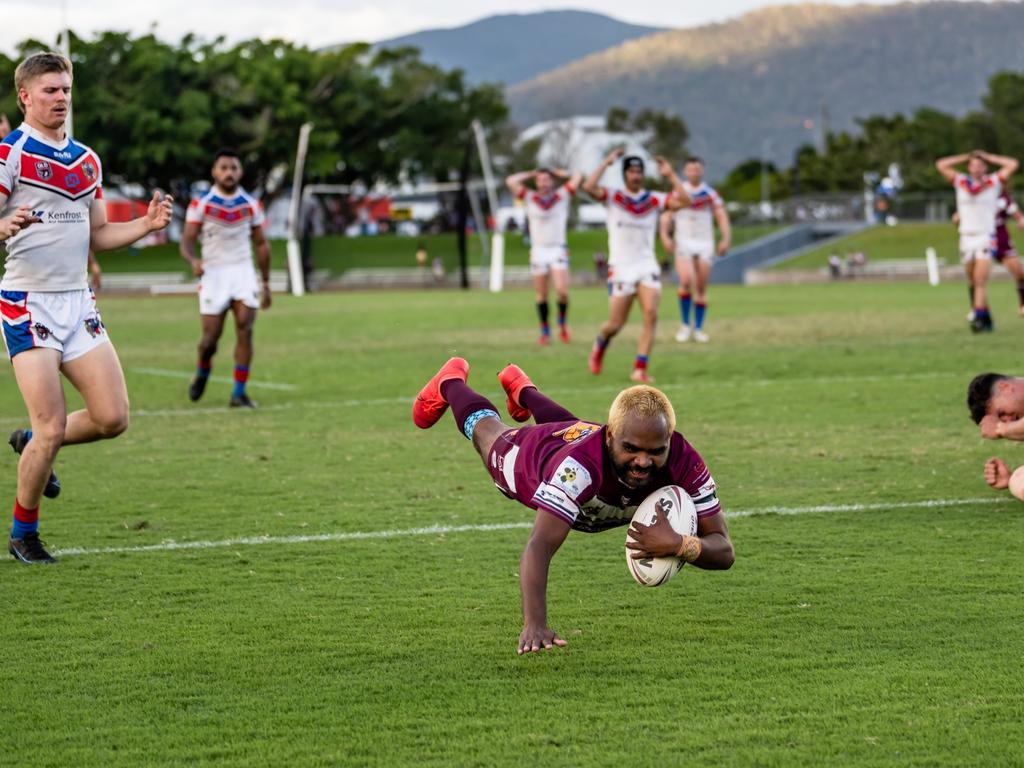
[624,485,698,587]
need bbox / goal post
[287,123,313,296]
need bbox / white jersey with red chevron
[673,181,722,244]
[185,186,265,268]
[0,123,103,291]
[599,187,667,266]
[521,184,575,247]
[955,172,1002,236]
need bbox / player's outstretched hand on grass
[518,624,567,655]
[146,190,174,232]
[979,414,1002,439]
[0,206,41,240]
[626,505,681,559]
[985,457,1011,489]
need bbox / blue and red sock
[695,302,707,330]
[634,354,649,371]
[11,499,38,540]
[196,360,212,380]
[232,365,249,398]
[678,292,692,325]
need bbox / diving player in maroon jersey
[0,53,173,563]
[413,357,734,654]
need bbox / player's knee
[31,419,66,455]
[97,409,129,438]
[198,337,218,357]
[642,308,658,325]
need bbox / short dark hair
[685,156,704,166]
[213,148,241,165]
[535,167,554,177]
[622,155,644,176]
[967,372,1009,423]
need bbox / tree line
[0,33,507,202]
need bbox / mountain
[374,11,663,86]
[507,2,1024,176]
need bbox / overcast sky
[0,0,937,54]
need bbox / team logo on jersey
[35,160,53,180]
[553,421,600,444]
[84,316,105,338]
[82,161,96,180]
[32,323,52,340]
[66,173,81,189]
[552,457,592,500]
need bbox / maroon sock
[440,379,499,438]
[519,388,577,424]
[1017,281,1024,307]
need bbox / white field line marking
[130,367,297,391]
[52,496,1002,558]
[0,369,972,425]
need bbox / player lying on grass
[967,372,1024,499]
[413,358,734,654]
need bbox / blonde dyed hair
[15,52,72,113]
[607,385,676,435]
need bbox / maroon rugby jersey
[488,419,720,533]
[995,192,1019,256]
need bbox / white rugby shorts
[960,233,994,263]
[607,260,662,297]
[199,262,261,315]
[529,245,570,276]
[0,288,109,362]
[675,239,715,263]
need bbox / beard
[611,456,657,491]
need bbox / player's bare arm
[90,190,172,252]
[557,169,583,190]
[658,209,675,254]
[180,221,204,276]
[714,203,732,256]
[657,157,689,211]
[504,170,535,197]
[626,509,734,569]
[252,225,272,309]
[977,150,1019,181]
[582,147,624,199]
[979,413,1024,440]
[518,509,571,655]
[935,153,971,183]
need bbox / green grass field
[99,224,780,275]
[1,281,1022,766]
[773,222,959,270]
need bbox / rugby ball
[625,485,698,587]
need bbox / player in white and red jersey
[936,150,1019,332]
[582,149,688,383]
[659,157,731,344]
[412,357,734,654]
[181,149,271,408]
[505,167,583,344]
[0,52,173,563]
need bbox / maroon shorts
[486,429,522,500]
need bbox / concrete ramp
[710,221,872,284]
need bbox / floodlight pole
[471,119,505,292]
[286,122,313,296]
[59,22,73,137]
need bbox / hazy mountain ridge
[375,10,663,86]
[508,2,1024,175]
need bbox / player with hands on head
[505,165,583,344]
[582,148,689,383]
